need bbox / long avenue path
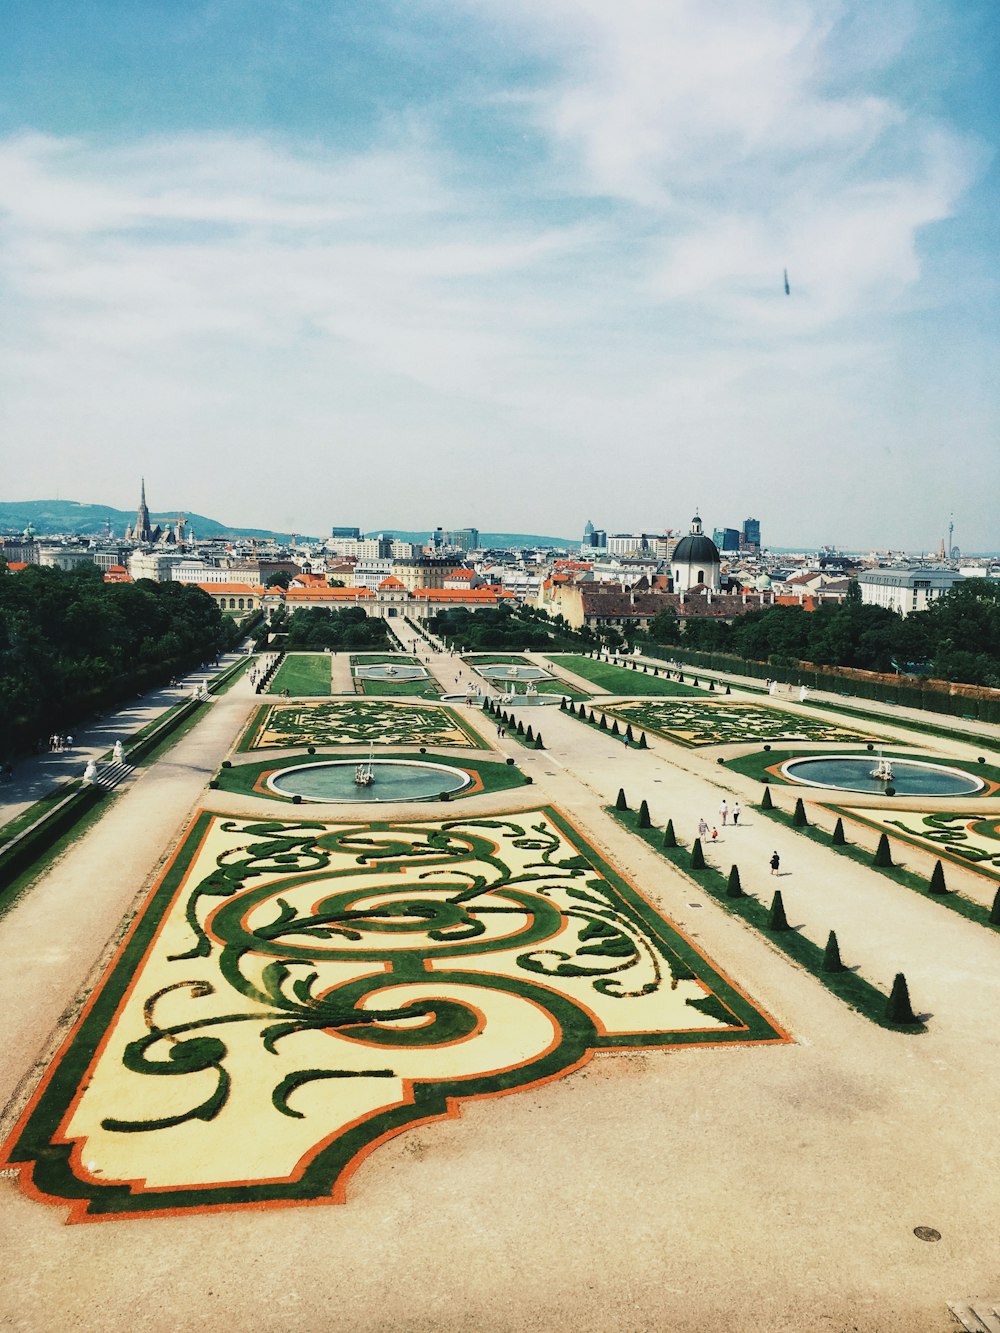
[1,636,998,1333]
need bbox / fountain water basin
[268,759,471,803]
[779,755,984,797]
[477,664,553,682]
[354,664,428,681]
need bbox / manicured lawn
[267,654,333,696]
[550,655,702,696]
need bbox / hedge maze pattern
[3,808,786,1220]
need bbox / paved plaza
[1,642,999,1332]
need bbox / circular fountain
[779,755,985,797]
[354,664,428,681]
[477,664,552,682]
[268,759,471,803]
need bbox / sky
[0,1,997,551]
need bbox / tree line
[644,579,1000,686]
[0,562,237,754]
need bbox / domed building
[670,515,721,593]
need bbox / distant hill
[0,500,304,543]
[0,502,574,549]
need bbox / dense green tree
[0,564,231,753]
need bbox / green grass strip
[607,805,926,1032]
[0,786,76,847]
[551,655,703,697]
[758,802,1000,933]
[267,653,333,696]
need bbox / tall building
[713,527,741,552]
[741,517,761,551]
[330,526,362,539]
[450,528,480,552]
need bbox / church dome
[672,532,720,564]
[754,572,772,591]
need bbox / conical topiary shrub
[625,724,634,742]
[822,930,844,973]
[768,890,789,931]
[599,714,608,730]
[690,838,705,870]
[709,681,715,691]
[560,697,567,711]
[637,799,651,828]
[886,972,917,1024]
[588,709,597,723]
[928,860,948,895]
[662,819,677,849]
[611,719,620,735]
[516,719,525,736]
[831,817,846,845]
[873,833,893,867]
[726,865,742,899]
[792,797,808,827]
[534,733,544,749]
[761,786,774,811]
[991,888,1000,925]
[725,684,731,695]
[637,732,648,749]
[525,725,534,743]
[615,788,628,811]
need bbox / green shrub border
[607,804,926,1031]
[0,783,104,900]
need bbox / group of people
[48,733,74,752]
[697,798,783,874]
[697,798,741,845]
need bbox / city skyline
[1,3,997,549]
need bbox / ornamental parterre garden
[840,809,1000,882]
[2,808,786,1220]
[239,700,489,752]
[600,699,876,748]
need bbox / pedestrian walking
[698,817,709,839]
[719,799,728,825]
[770,850,780,875]
[711,827,719,842]
[732,801,740,826]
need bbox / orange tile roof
[284,585,375,601]
[378,576,406,589]
[416,588,500,603]
[445,568,476,580]
[197,582,264,595]
[5,561,30,572]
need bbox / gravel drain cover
[913,1226,942,1242]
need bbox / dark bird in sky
[784,268,791,296]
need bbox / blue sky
[1,1,997,550]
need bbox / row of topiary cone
[483,699,544,749]
[562,700,648,747]
[762,787,1000,921]
[615,787,922,1025]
